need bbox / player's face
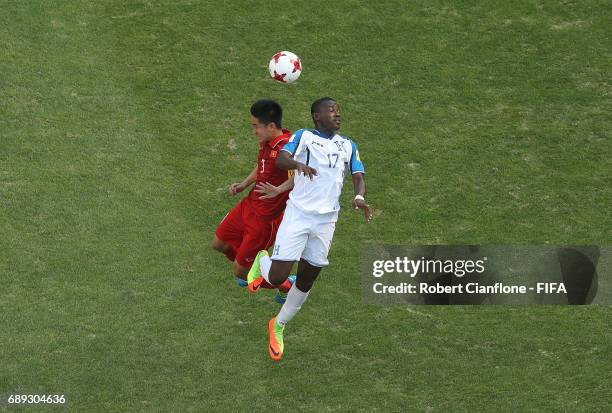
[316,101,341,132]
[250,116,276,143]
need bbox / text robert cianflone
[372,282,568,295]
[372,257,487,278]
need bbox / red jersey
[248,129,292,219]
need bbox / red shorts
[215,197,282,268]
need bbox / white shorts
[271,201,337,267]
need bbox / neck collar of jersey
[267,129,292,148]
[313,129,335,140]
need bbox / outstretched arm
[276,151,317,180]
[351,173,372,222]
[229,166,257,195]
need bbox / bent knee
[211,237,225,252]
[269,273,287,285]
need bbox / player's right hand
[229,182,245,196]
[295,163,317,180]
[254,182,281,200]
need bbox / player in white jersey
[246,97,372,360]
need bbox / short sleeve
[350,140,365,174]
[281,129,306,156]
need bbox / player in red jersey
[211,100,294,299]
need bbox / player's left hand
[254,182,281,200]
[353,198,373,222]
[229,182,246,196]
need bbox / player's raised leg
[247,253,294,293]
[245,250,296,301]
[248,202,307,292]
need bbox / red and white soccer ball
[269,51,302,84]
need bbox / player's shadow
[558,246,599,304]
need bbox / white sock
[260,255,272,283]
[276,284,310,326]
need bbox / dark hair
[250,99,282,128]
[310,97,336,114]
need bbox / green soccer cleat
[247,250,269,293]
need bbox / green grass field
[1,1,611,411]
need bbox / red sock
[259,278,292,292]
[277,278,293,293]
[259,279,278,289]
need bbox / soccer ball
[269,51,302,84]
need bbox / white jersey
[280,129,365,215]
